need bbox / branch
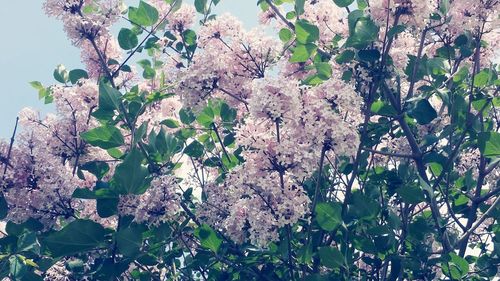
[364,148,415,159]
[455,195,500,247]
[2,117,19,180]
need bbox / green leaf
[194,0,207,14]
[295,20,320,44]
[478,132,500,158]
[129,1,159,27]
[410,100,437,125]
[348,191,380,220]
[220,103,237,123]
[387,25,405,39]
[97,198,119,218]
[442,253,469,279]
[333,0,354,7]
[196,106,214,127]
[80,162,110,180]
[118,28,139,50]
[99,82,121,111]
[345,17,379,49]
[335,50,355,64]
[474,70,494,87]
[43,220,106,257]
[357,0,368,9]
[315,62,332,80]
[358,49,380,62]
[371,100,397,116]
[68,69,89,84]
[182,29,197,46]
[396,186,425,204]
[114,148,149,194]
[184,140,204,158]
[279,28,293,42]
[194,224,222,253]
[81,125,124,149]
[9,255,26,279]
[318,247,345,269]
[180,108,196,124]
[161,119,180,128]
[295,0,305,15]
[116,227,142,257]
[290,43,317,63]
[440,0,450,14]
[53,64,69,83]
[0,195,7,220]
[315,202,342,232]
[17,232,40,254]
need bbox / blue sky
[0,1,259,138]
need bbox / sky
[0,0,259,139]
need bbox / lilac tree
[0,0,499,280]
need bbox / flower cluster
[200,70,363,245]
[370,0,437,29]
[118,175,180,226]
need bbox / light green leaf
[295,20,319,44]
[81,125,124,149]
[279,28,293,42]
[194,224,222,253]
[290,43,317,63]
[315,202,342,231]
[129,0,159,27]
[478,132,500,158]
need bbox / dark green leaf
[161,119,180,128]
[118,28,139,50]
[335,50,355,64]
[194,0,207,14]
[318,247,345,269]
[180,108,196,124]
[53,64,69,83]
[99,82,121,111]
[346,17,379,49]
[184,140,204,158]
[295,0,305,15]
[410,100,437,125]
[97,198,119,218]
[396,186,425,204]
[43,220,106,257]
[114,148,149,194]
[116,227,142,257]
[69,69,89,84]
[0,195,7,220]
[9,255,26,279]
[334,0,354,7]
